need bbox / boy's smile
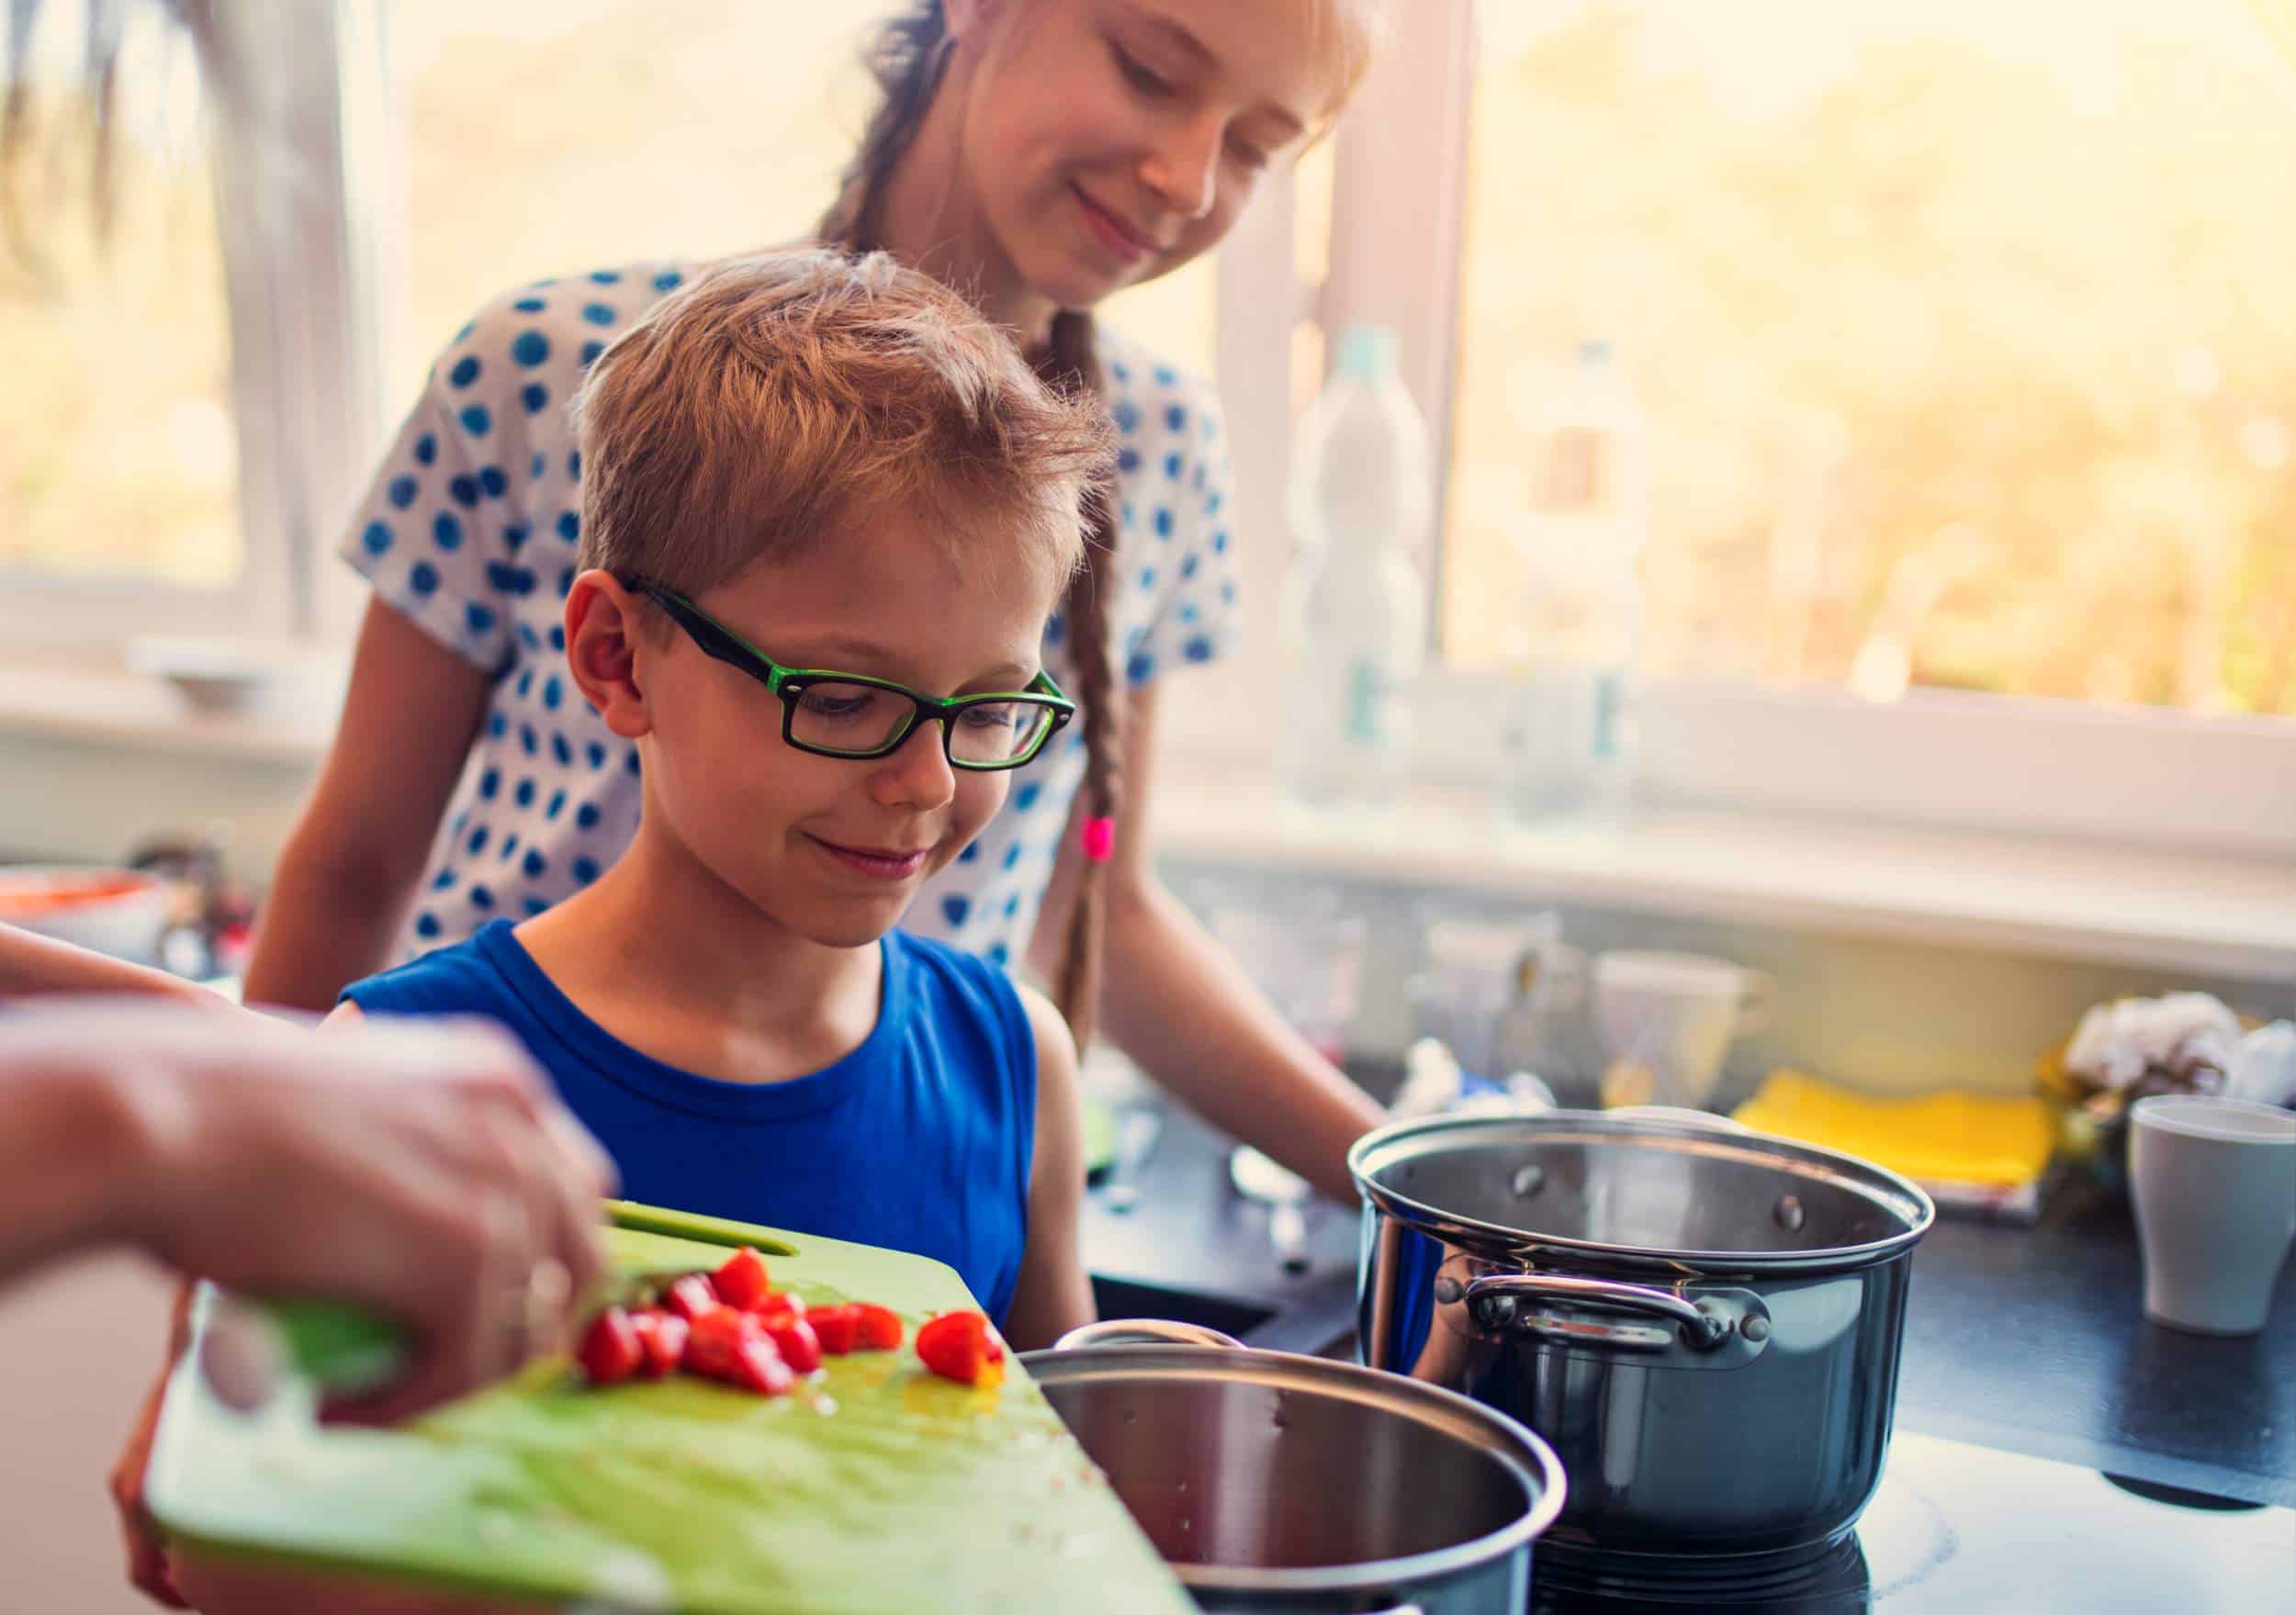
[806,836,934,882]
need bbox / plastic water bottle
[1277,325,1433,814]
[1504,338,1647,831]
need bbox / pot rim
[1016,1341,1569,1594]
[1349,1111,1937,1273]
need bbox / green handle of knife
[254,1205,797,1393]
[602,1199,800,1254]
[264,1297,408,1396]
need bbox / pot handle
[1052,1318,1246,1352]
[1461,1273,1729,1351]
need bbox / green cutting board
[145,1205,1192,1615]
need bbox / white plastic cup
[1593,950,1775,1110]
[2130,1095,2296,1336]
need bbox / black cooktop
[1528,1430,2296,1613]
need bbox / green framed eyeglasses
[632,581,1075,771]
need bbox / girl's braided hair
[821,4,1124,1049]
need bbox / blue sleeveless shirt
[343,922,1037,1324]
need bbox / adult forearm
[1098,878,1386,1203]
[0,925,213,1004]
[0,1052,153,1286]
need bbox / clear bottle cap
[1335,323,1401,380]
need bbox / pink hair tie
[1082,815,1117,865]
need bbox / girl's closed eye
[1110,39,1176,100]
[1106,29,1293,175]
[1226,134,1271,174]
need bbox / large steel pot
[1350,1112,1934,1569]
[1021,1319,1568,1613]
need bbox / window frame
[9,0,2286,864]
[0,0,387,656]
[1257,0,2296,860]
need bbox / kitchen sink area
[1087,1276,1281,1343]
[1083,1093,1366,1360]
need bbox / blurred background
[6,0,2290,714]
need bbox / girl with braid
[243,0,1390,1199]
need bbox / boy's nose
[866,719,959,812]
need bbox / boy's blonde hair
[573,246,1109,601]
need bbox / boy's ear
[564,571,654,740]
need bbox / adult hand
[52,1003,620,1420]
[0,1002,614,1605]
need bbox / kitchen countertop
[1892,1172,2294,1508]
[1082,1093,2296,1508]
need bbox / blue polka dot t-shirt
[342,259,1241,966]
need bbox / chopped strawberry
[682,1306,758,1384]
[577,1307,643,1385]
[851,1304,904,1351]
[916,1310,1005,1386]
[629,1309,687,1379]
[662,1273,720,1322]
[762,1314,822,1375]
[731,1334,794,1396]
[807,1304,861,1356]
[712,1247,773,1312]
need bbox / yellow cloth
[1731,1070,2055,1188]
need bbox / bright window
[0,2,239,589]
[1442,0,2296,717]
[388,0,1213,416]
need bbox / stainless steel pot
[1020,1319,1568,1614]
[1349,1112,1934,1569]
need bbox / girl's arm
[1031,685,1389,1206]
[241,597,492,1012]
[998,983,1096,1352]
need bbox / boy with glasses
[329,248,1109,1349]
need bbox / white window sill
[0,660,340,766]
[1145,766,2296,987]
[6,664,2290,985]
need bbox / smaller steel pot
[1021,1319,1568,1614]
